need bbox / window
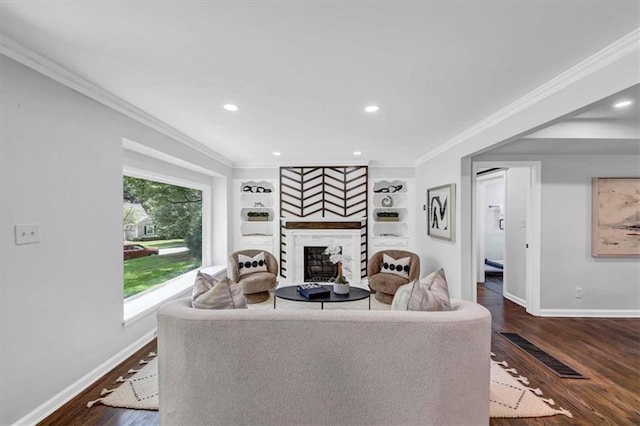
[123,175,203,299]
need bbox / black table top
[274,284,370,303]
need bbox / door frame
[471,161,541,316]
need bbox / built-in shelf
[240,181,276,237]
[371,179,409,238]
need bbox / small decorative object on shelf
[242,184,272,193]
[297,283,330,299]
[376,211,400,222]
[374,184,403,193]
[324,245,350,294]
[381,195,394,207]
[247,211,270,222]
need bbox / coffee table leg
[273,296,276,309]
[369,295,371,310]
[321,302,324,310]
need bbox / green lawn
[124,250,200,298]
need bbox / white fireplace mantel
[281,228,361,285]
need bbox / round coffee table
[273,284,371,310]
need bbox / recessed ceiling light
[614,100,633,109]
[223,104,239,112]
[364,105,380,113]
[353,151,362,156]
[273,152,281,156]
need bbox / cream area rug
[87,350,572,419]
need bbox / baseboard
[504,292,527,308]
[539,309,640,318]
[13,329,157,426]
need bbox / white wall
[474,154,640,312]
[0,55,232,424]
[504,168,528,303]
[414,39,639,301]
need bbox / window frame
[122,165,213,325]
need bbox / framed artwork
[427,183,456,241]
[592,177,640,257]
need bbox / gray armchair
[367,250,420,304]
[227,249,278,303]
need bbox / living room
[1,2,639,425]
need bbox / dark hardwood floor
[40,287,639,425]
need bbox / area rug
[87,352,158,410]
[88,351,572,419]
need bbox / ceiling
[485,84,640,155]
[1,1,639,166]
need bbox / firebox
[304,246,340,282]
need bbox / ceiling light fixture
[353,151,362,156]
[614,100,633,109]
[273,152,281,156]
[364,105,380,113]
[223,104,239,111]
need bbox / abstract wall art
[592,177,640,257]
[427,183,456,241]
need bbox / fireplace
[280,218,364,285]
[304,246,340,282]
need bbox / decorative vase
[333,261,349,294]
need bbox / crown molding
[0,35,233,167]
[233,159,371,168]
[415,28,640,165]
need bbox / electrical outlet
[15,224,40,245]
[575,287,583,299]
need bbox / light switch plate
[15,224,40,245]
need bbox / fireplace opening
[304,246,339,282]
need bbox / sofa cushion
[381,253,411,278]
[192,271,247,309]
[238,252,268,276]
[396,268,451,311]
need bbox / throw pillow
[192,271,248,309]
[237,252,268,276]
[390,282,413,310]
[406,268,451,311]
[381,253,411,278]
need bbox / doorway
[472,161,541,316]
[476,169,505,296]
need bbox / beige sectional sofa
[157,297,491,425]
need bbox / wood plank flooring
[39,287,639,425]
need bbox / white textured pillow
[192,271,247,309]
[390,282,413,310]
[238,252,268,276]
[381,253,411,278]
[406,268,451,311]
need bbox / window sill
[123,265,226,326]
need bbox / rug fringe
[115,376,126,383]
[525,386,543,396]
[128,368,140,374]
[148,351,157,357]
[100,388,115,396]
[494,357,574,419]
[86,398,104,408]
[139,359,149,365]
[555,407,574,418]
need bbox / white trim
[0,36,233,167]
[123,266,225,325]
[538,309,640,318]
[12,330,157,426]
[504,292,527,308]
[471,161,541,315]
[416,29,640,165]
